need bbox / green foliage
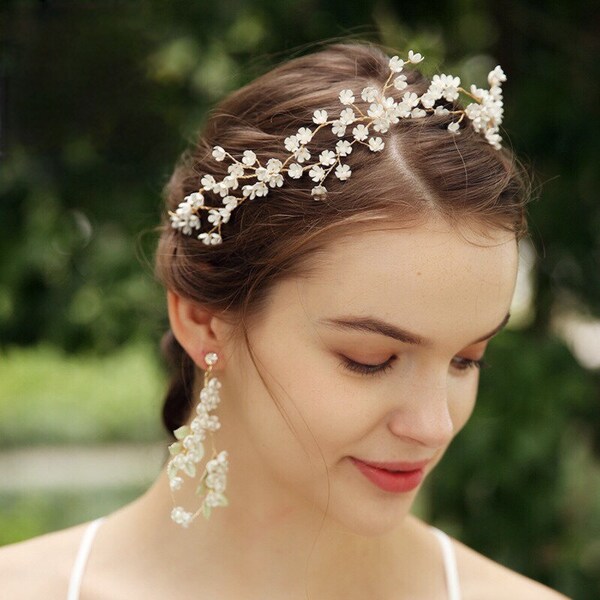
[0,344,167,447]
[0,486,147,546]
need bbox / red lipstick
[350,457,429,493]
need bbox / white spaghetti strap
[430,526,461,600]
[66,516,107,600]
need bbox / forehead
[276,217,519,348]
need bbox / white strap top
[430,526,462,600]
[66,516,106,600]
[66,517,461,599]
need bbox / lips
[350,457,427,493]
[352,457,432,472]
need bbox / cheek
[238,337,353,474]
[448,371,480,434]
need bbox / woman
[0,42,569,599]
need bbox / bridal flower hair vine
[169,49,507,246]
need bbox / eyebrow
[317,312,511,347]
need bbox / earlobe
[166,290,224,370]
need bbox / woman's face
[215,215,519,536]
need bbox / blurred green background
[1,1,599,598]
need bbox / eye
[338,356,395,377]
[451,356,490,372]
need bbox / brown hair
[155,41,531,438]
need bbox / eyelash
[339,355,490,377]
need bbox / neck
[99,464,439,599]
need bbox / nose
[387,376,455,449]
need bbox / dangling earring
[167,351,229,528]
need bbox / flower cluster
[169,50,506,245]
[167,352,229,527]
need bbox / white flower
[443,86,460,102]
[408,50,423,63]
[394,101,412,118]
[411,108,427,118]
[198,232,222,245]
[339,89,355,105]
[419,92,437,109]
[434,106,450,116]
[368,137,385,152]
[469,84,486,101]
[171,209,200,235]
[402,91,420,108]
[212,146,226,161]
[207,208,224,226]
[488,65,506,87]
[490,85,503,101]
[222,196,238,210]
[339,107,355,125]
[367,101,383,119]
[201,174,216,190]
[432,74,460,91]
[352,124,369,141]
[266,158,283,174]
[287,163,303,179]
[169,476,184,491]
[170,208,200,236]
[335,164,351,181]
[228,163,245,178]
[361,86,378,102]
[242,150,257,166]
[181,435,197,451]
[268,174,284,188]
[319,150,337,166]
[222,174,238,190]
[212,182,229,197]
[254,182,268,197]
[172,453,186,469]
[448,121,460,133]
[389,56,405,73]
[204,490,228,507]
[335,140,353,156]
[372,116,391,134]
[284,135,300,152]
[331,120,346,137]
[465,102,482,124]
[485,128,502,149]
[313,109,328,124]
[296,127,313,144]
[294,146,311,163]
[184,192,204,208]
[254,167,269,181]
[308,165,325,182]
[242,182,267,199]
[311,185,327,198]
[171,506,193,527]
[393,74,408,90]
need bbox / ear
[167,290,231,371]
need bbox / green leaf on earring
[168,441,183,456]
[174,425,191,440]
[183,461,196,477]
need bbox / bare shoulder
[452,536,572,600]
[0,520,91,599]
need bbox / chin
[312,476,418,538]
